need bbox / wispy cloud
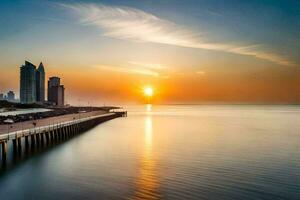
[128,61,165,70]
[94,65,160,77]
[196,71,206,75]
[62,3,294,66]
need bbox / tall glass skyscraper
[36,62,45,102]
[20,61,37,104]
[20,61,46,104]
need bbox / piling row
[0,123,80,159]
[0,112,125,163]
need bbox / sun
[144,86,154,97]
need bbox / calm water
[0,105,299,200]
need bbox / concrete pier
[0,112,126,163]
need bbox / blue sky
[0,0,300,103]
[1,0,299,51]
[1,0,299,62]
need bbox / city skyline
[0,0,300,104]
[19,60,65,105]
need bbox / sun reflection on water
[145,117,153,147]
[146,104,152,113]
[130,109,161,199]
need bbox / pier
[0,111,127,164]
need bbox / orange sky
[1,1,300,105]
[0,59,300,105]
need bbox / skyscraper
[20,61,36,104]
[36,62,45,102]
[48,76,60,88]
[7,91,15,101]
[48,77,65,106]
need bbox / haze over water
[0,105,299,199]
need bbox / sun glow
[144,86,154,97]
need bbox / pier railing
[0,112,119,141]
[0,111,127,162]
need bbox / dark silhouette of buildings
[48,77,65,106]
[19,60,65,106]
[20,61,46,104]
[20,61,37,104]
[36,62,45,102]
[0,91,15,102]
[7,91,15,101]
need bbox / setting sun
[144,87,154,97]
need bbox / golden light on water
[145,116,153,147]
[146,104,152,112]
[131,112,161,199]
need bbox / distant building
[0,93,4,100]
[48,77,65,106]
[19,61,47,104]
[48,76,60,88]
[7,91,15,101]
[20,61,36,104]
[36,62,45,102]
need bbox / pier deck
[0,111,127,162]
[0,110,106,135]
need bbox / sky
[0,0,300,105]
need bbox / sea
[0,105,299,200]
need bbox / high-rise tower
[20,61,36,104]
[48,77,65,106]
[36,62,45,102]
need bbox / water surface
[0,105,299,199]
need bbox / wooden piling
[71,125,73,137]
[12,139,18,154]
[40,133,44,147]
[24,136,29,154]
[65,126,68,139]
[55,129,58,142]
[36,133,40,148]
[31,134,36,148]
[45,132,50,145]
[61,127,64,140]
[50,130,54,143]
[1,141,7,160]
[17,137,22,150]
[61,128,64,141]
[25,136,29,150]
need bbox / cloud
[128,61,165,70]
[196,71,206,75]
[94,64,171,79]
[94,65,160,77]
[62,3,294,66]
